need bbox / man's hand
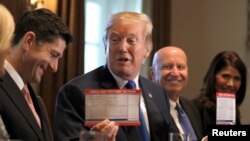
[91,119,119,141]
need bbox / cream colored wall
[171,0,250,124]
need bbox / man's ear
[144,49,150,58]
[23,31,36,50]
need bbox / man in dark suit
[0,8,73,141]
[54,12,172,141]
[150,46,204,141]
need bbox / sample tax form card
[83,89,141,126]
[216,92,236,125]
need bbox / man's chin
[167,87,182,94]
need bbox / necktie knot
[22,85,29,96]
[176,103,185,116]
[125,80,136,89]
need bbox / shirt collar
[4,60,25,90]
[169,98,180,110]
[108,67,139,89]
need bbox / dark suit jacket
[171,97,204,141]
[54,65,172,141]
[0,72,53,141]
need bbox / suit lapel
[36,96,53,141]
[140,77,171,129]
[27,84,47,140]
[170,116,181,133]
[98,66,119,89]
[1,73,45,140]
[138,77,156,138]
[179,98,201,139]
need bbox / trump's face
[106,21,149,80]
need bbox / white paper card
[83,89,141,126]
[216,92,236,125]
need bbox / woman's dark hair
[202,50,247,105]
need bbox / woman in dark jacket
[193,50,247,134]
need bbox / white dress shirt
[169,99,185,134]
[4,60,25,91]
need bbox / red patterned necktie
[22,85,41,128]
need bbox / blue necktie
[126,80,150,141]
[176,103,197,141]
